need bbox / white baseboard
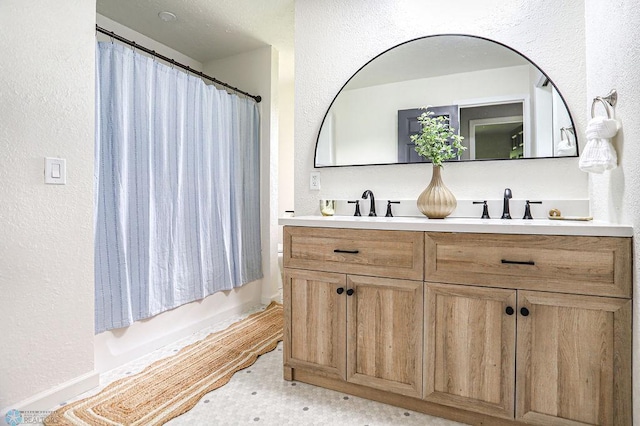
[3,371,99,414]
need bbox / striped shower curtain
[94,42,262,333]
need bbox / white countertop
[279,216,633,237]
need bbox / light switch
[51,163,61,179]
[45,157,66,184]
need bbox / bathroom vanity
[280,217,632,426]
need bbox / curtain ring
[591,96,613,119]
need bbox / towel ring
[591,97,614,119]
[591,89,617,119]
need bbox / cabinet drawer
[284,226,424,280]
[425,232,632,298]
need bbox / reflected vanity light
[158,11,177,22]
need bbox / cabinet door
[424,282,517,419]
[516,291,632,425]
[283,269,346,379]
[346,275,423,398]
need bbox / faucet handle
[472,201,490,219]
[523,200,542,220]
[347,200,361,216]
[385,201,400,217]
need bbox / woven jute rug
[44,302,283,426]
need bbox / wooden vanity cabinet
[283,227,424,398]
[283,226,633,426]
[425,232,632,425]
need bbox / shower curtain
[94,42,262,333]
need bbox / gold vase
[417,165,457,219]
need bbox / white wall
[0,0,97,410]
[204,47,281,304]
[278,79,295,240]
[585,0,640,421]
[294,0,587,216]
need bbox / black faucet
[362,190,376,216]
[501,188,512,219]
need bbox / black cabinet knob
[505,306,515,315]
[336,287,344,295]
[346,289,354,296]
[520,307,530,317]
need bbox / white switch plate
[310,172,321,190]
[45,157,66,185]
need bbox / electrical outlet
[310,172,321,190]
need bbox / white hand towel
[578,116,620,173]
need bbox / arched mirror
[315,34,578,167]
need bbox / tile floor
[56,305,467,426]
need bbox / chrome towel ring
[591,89,617,119]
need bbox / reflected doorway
[469,117,524,160]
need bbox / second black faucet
[362,190,376,216]
[501,188,512,219]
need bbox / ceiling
[96,0,294,80]
[346,35,531,90]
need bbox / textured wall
[0,0,96,408]
[294,0,587,216]
[585,0,640,421]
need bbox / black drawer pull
[334,249,359,254]
[505,306,514,316]
[520,307,530,317]
[336,287,344,295]
[346,289,355,296]
[501,259,535,266]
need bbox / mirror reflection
[315,35,578,167]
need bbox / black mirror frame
[314,33,579,168]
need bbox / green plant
[410,108,466,167]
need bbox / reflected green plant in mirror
[411,108,466,167]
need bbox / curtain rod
[96,25,262,103]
